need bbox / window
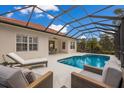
[62,42,66,49]
[29,37,38,51]
[16,35,28,51]
[70,42,75,49]
[16,35,38,52]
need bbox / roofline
[0,19,76,40]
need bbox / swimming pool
[58,54,110,69]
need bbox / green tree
[77,35,114,54]
[77,39,86,52]
[99,34,115,52]
[93,44,102,53]
[114,8,124,16]
[86,38,100,53]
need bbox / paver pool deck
[32,52,115,88]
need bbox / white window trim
[16,35,38,52]
[70,42,75,49]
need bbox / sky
[0,5,123,39]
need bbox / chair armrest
[84,64,103,75]
[71,72,111,88]
[27,71,53,88]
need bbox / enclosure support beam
[79,30,115,35]
[26,6,36,26]
[114,28,120,59]
[57,5,114,34]
[65,20,110,36]
[66,20,117,36]
[89,15,122,20]
[75,30,114,38]
[93,22,119,28]
[43,6,78,32]
[0,5,34,16]
[120,19,124,67]
[97,27,117,32]
[36,6,78,35]
[71,26,116,38]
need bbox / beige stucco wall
[67,39,77,53]
[59,40,68,53]
[48,36,77,53]
[0,23,77,63]
[0,23,49,62]
[59,38,77,53]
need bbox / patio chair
[71,60,122,88]
[49,48,57,54]
[0,65,53,88]
[7,53,48,67]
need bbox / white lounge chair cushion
[0,65,29,88]
[80,70,102,81]
[7,53,25,63]
[24,58,48,65]
[102,61,122,87]
[7,53,47,65]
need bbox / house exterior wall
[0,23,48,62]
[49,37,77,53]
[60,39,77,53]
[60,40,68,53]
[0,23,77,62]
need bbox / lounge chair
[7,53,48,67]
[71,60,122,88]
[0,65,53,88]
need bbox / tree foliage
[114,8,124,16]
[77,34,115,54]
[99,34,114,51]
[77,39,86,52]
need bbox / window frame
[62,42,66,49]
[16,35,28,52]
[70,42,75,49]
[29,36,38,51]
[16,35,38,52]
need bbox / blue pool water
[58,54,110,69]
